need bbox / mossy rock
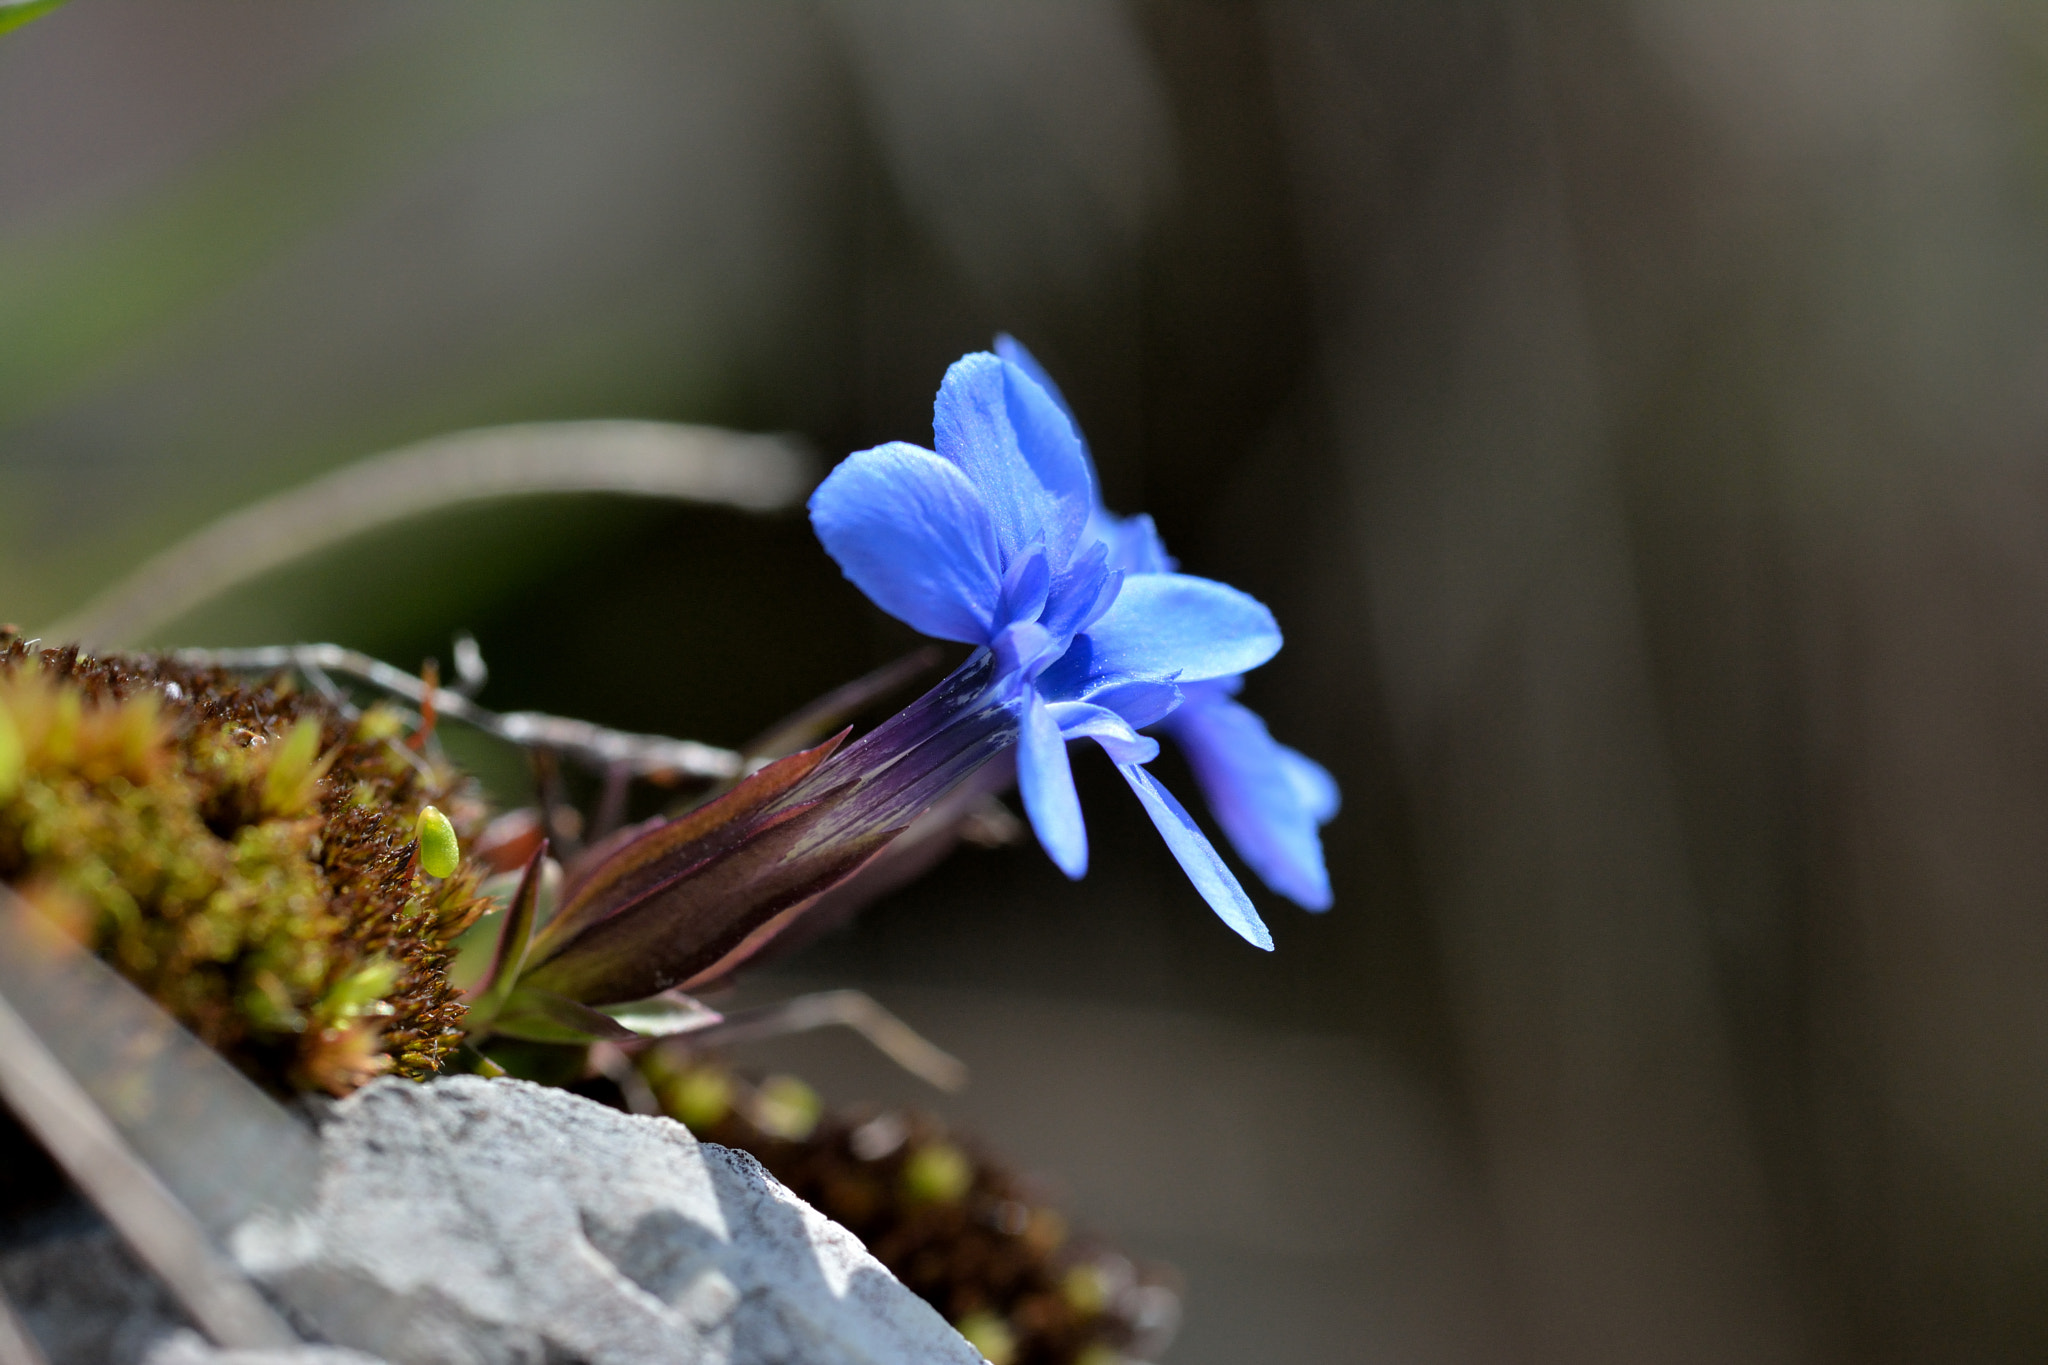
[0,631,489,1097]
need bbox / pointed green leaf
[462,842,551,1037]
[487,985,637,1045]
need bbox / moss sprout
[416,805,461,880]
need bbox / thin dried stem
[688,989,969,1092]
[176,643,744,781]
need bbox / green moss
[0,632,489,1094]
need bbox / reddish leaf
[520,798,898,1005]
[464,839,549,1025]
[532,732,847,959]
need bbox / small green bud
[951,1311,1016,1365]
[752,1074,822,1141]
[663,1067,734,1131]
[1062,1263,1111,1314]
[354,705,407,742]
[0,700,22,802]
[417,805,460,879]
[901,1140,973,1205]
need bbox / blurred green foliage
[0,31,540,433]
[0,0,67,39]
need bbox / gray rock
[7,1077,984,1365]
[1,1220,187,1365]
[142,1328,387,1365]
[234,1076,984,1365]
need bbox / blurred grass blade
[51,421,815,647]
[0,888,318,1238]
[0,0,67,37]
[0,1283,47,1365]
[0,886,302,1347]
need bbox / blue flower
[995,335,1339,911]
[809,350,1283,947]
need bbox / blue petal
[1080,573,1282,683]
[1042,542,1121,641]
[997,545,1052,629]
[992,619,1061,683]
[1046,700,1160,765]
[1073,676,1182,729]
[990,340,1184,580]
[1163,695,1335,911]
[1003,358,1097,524]
[1117,762,1272,949]
[808,442,1003,644]
[1280,745,1342,825]
[993,333,1079,433]
[1098,512,1175,575]
[1017,688,1087,877]
[933,353,1093,567]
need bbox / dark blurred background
[7,4,2048,1362]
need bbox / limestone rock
[0,1219,186,1365]
[5,1076,985,1365]
[142,1329,386,1365]
[237,1075,985,1365]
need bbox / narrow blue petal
[933,353,1092,566]
[1071,676,1181,730]
[1117,762,1272,949]
[1082,573,1282,683]
[1041,541,1119,641]
[808,442,1002,644]
[1046,700,1160,765]
[1279,745,1342,825]
[1017,688,1087,878]
[992,619,1060,683]
[1164,696,1335,911]
[1003,360,1098,535]
[997,545,1052,629]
